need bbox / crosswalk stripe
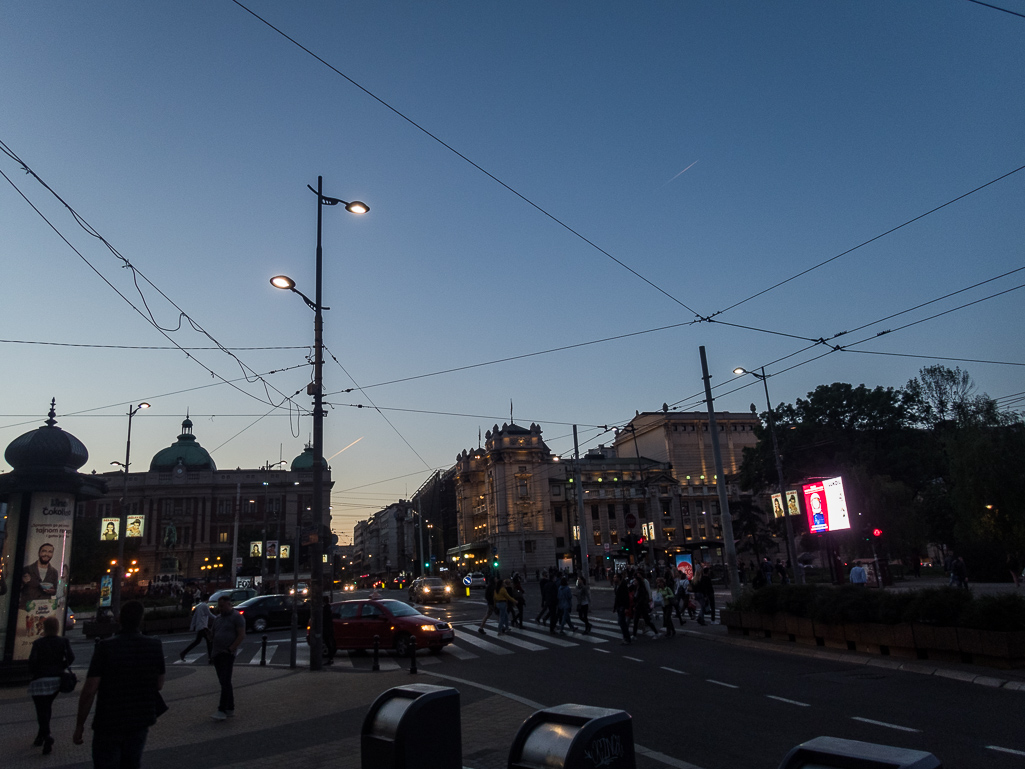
[453,631,514,654]
[507,627,578,648]
[249,645,278,665]
[487,633,548,651]
[441,644,478,660]
[176,653,204,665]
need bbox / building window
[593,529,602,546]
[684,523,693,540]
[553,506,563,523]
[524,540,535,553]
[607,504,615,520]
[662,504,672,517]
[659,485,669,496]
[638,503,648,520]
[552,484,562,497]
[591,505,599,520]
[218,531,228,544]
[663,527,676,542]
[609,529,619,545]
[556,536,565,548]
[698,520,708,539]
[518,480,529,498]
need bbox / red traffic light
[637,537,645,544]
[872,528,882,537]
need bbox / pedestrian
[322,596,337,664]
[73,600,165,768]
[210,595,245,720]
[761,557,774,585]
[556,576,577,634]
[944,553,957,587]
[673,573,690,624]
[656,577,676,638]
[849,562,868,587]
[494,579,516,634]
[631,572,661,638]
[478,576,497,635]
[695,568,715,625]
[28,616,74,754]
[543,574,559,634]
[180,598,214,662]
[775,559,790,586]
[576,576,592,634]
[953,556,969,590]
[612,573,632,645]
[534,571,550,624]
[512,573,526,628]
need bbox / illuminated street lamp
[271,176,367,672]
[110,401,150,617]
[733,367,803,584]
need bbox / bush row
[727,585,1025,632]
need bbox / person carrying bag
[28,616,74,754]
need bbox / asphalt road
[66,585,1025,768]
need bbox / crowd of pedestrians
[477,564,720,643]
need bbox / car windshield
[379,600,421,617]
[424,579,446,587]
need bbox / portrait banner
[100,517,119,541]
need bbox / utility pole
[699,346,741,602]
[230,483,240,588]
[573,426,588,575]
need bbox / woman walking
[557,576,577,634]
[656,577,676,637]
[494,579,516,635]
[181,597,214,661]
[28,615,74,754]
[576,576,592,634]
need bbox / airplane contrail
[661,160,698,187]
[327,436,363,461]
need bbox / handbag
[59,668,78,694]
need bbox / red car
[313,599,455,656]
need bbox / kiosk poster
[14,493,74,660]
[802,476,851,534]
[674,554,694,579]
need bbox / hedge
[727,585,1025,631]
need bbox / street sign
[624,512,638,530]
[235,557,243,568]
[604,543,610,552]
[463,575,472,586]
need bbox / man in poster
[20,543,59,609]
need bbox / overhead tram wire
[228,1,702,319]
[0,340,311,351]
[0,144,306,425]
[705,163,1025,320]
[964,0,1025,19]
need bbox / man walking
[849,562,868,587]
[612,573,631,645]
[180,598,213,662]
[210,595,245,720]
[73,600,164,769]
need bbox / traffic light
[424,561,430,569]
[872,528,882,538]
[493,558,499,569]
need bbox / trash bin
[361,684,461,769]
[508,704,634,769]
[777,736,941,768]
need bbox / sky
[2,1,1022,543]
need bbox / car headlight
[420,624,437,632]
[444,586,451,593]
[423,586,431,593]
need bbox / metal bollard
[777,737,941,768]
[260,635,267,666]
[373,635,380,671]
[408,635,417,674]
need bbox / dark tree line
[737,366,1025,581]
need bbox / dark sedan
[235,594,310,632]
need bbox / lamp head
[138,402,150,410]
[344,200,369,215]
[733,367,748,376]
[270,275,296,290]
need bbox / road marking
[454,631,514,654]
[661,666,688,675]
[508,627,579,647]
[490,633,548,651]
[594,648,611,654]
[442,644,478,660]
[706,679,739,689]
[986,746,1025,757]
[623,656,644,662]
[851,716,921,733]
[176,654,204,665]
[766,695,809,707]
[249,645,277,665]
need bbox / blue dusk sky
[1,2,1022,541]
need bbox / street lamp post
[271,176,367,671]
[111,402,150,618]
[733,366,803,584]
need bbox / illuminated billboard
[770,491,800,518]
[802,477,851,533]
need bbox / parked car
[234,594,310,632]
[310,598,454,656]
[465,572,487,589]
[408,577,452,604]
[195,587,257,614]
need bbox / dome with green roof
[290,445,328,471]
[149,417,216,471]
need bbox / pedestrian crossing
[167,616,685,670]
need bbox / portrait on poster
[126,515,144,538]
[100,517,119,541]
